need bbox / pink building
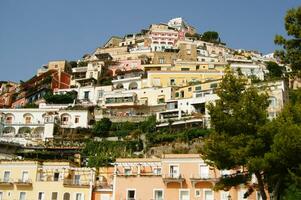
[111,154,265,200]
[109,60,142,76]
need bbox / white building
[71,61,104,86]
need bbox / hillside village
[0,17,296,200]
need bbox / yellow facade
[0,160,93,200]
[147,71,224,88]
[174,79,221,99]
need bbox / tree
[69,61,77,68]
[201,31,220,43]
[201,69,270,199]
[265,61,285,79]
[44,91,77,104]
[274,7,301,72]
[92,118,112,137]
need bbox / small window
[210,83,218,88]
[51,192,58,200]
[175,92,179,97]
[84,91,90,99]
[3,171,10,182]
[19,192,26,200]
[195,189,201,197]
[154,190,163,200]
[159,58,165,64]
[75,193,83,200]
[124,168,132,176]
[127,190,136,200]
[75,175,80,184]
[63,193,71,200]
[0,192,3,200]
[75,116,80,124]
[153,167,162,175]
[196,65,200,70]
[170,79,175,86]
[181,68,189,71]
[157,98,165,104]
[53,172,59,181]
[38,192,45,200]
[188,87,192,92]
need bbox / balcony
[14,179,32,186]
[63,179,90,188]
[0,178,13,186]
[190,174,219,187]
[162,174,185,187]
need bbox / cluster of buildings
[0,154,265,200]
[0,18,286,199]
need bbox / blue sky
[0,0,300,82]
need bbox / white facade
[0,108,57,146]
[59,109,91,129]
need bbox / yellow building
[0,160,94,200]
[174,79,221,99]
[146,71,224,88]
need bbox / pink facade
[109,60,142,76]
[112,154,266,200]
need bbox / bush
[92,118,112,137]
[44,91,77,104]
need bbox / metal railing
[63,179,90,187]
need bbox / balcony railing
[14,179,32,186]
[63,179,90,187]
[0,178,13,185]
[190,174,219,183]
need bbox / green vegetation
[201,31,221,43]
[92,118,112,137]
[44,91,77,104]
[265,61,285,79]
[201,69,270,199]
[82,140,143,167]
[274,6,301,73]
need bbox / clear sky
[0,0,300,82]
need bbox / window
[170,79,175,86]
[181,68,190,71]
[200,165,209,179]
[53,172,59,181]
[210,83,218,88]
[127,190,136,200]
[51,192,58,200]
[204,189,213,200]
[75,193,83,200]
[3,171,10,182]
[195,189,201,197]
[21,171,29,182]
[195,86,202,91]
[179,190,189,200]
[188,87,192,92]
[74,175,80,185]
[63,193,70,200]
[75,116,80,124]
[175,92,179,98]
[84,91,90,99]
[154,189,163,200]
[25,116,31,124]
[153,167,162,175]
[89,72,93,78]
[38,192,44,200]
[238,189,247,200]
[169,165,179,178]
[0,192,3,200]
[157,98,165,104]
[19,192,26,200]
[196,65,200,70]
[124,168,132,176]
[6,116,12,124]
[221,191,230,200]
[159,58,165,64]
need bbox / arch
[116,83,124,89]
[63,192,70,200]
[268,96,277,108]
[32,127,44,138]
[61,113,71,125]
[5,113,15,124]
[128,82,138,90]
[2,127,16,136]
[17,127,32,138]
[23,113,34,124]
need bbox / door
[100,194,110,200]
[170,165,179,178]
[200,165,209,179]
[22,171,28,182]
[179,190,189,200]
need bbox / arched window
[61,113,71,125]
[128,82,138,90]
[63,193,70,200]
[268,96,277,108]
[23,113,34,124]
[116,83,124,89]
[5,113,14,124]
